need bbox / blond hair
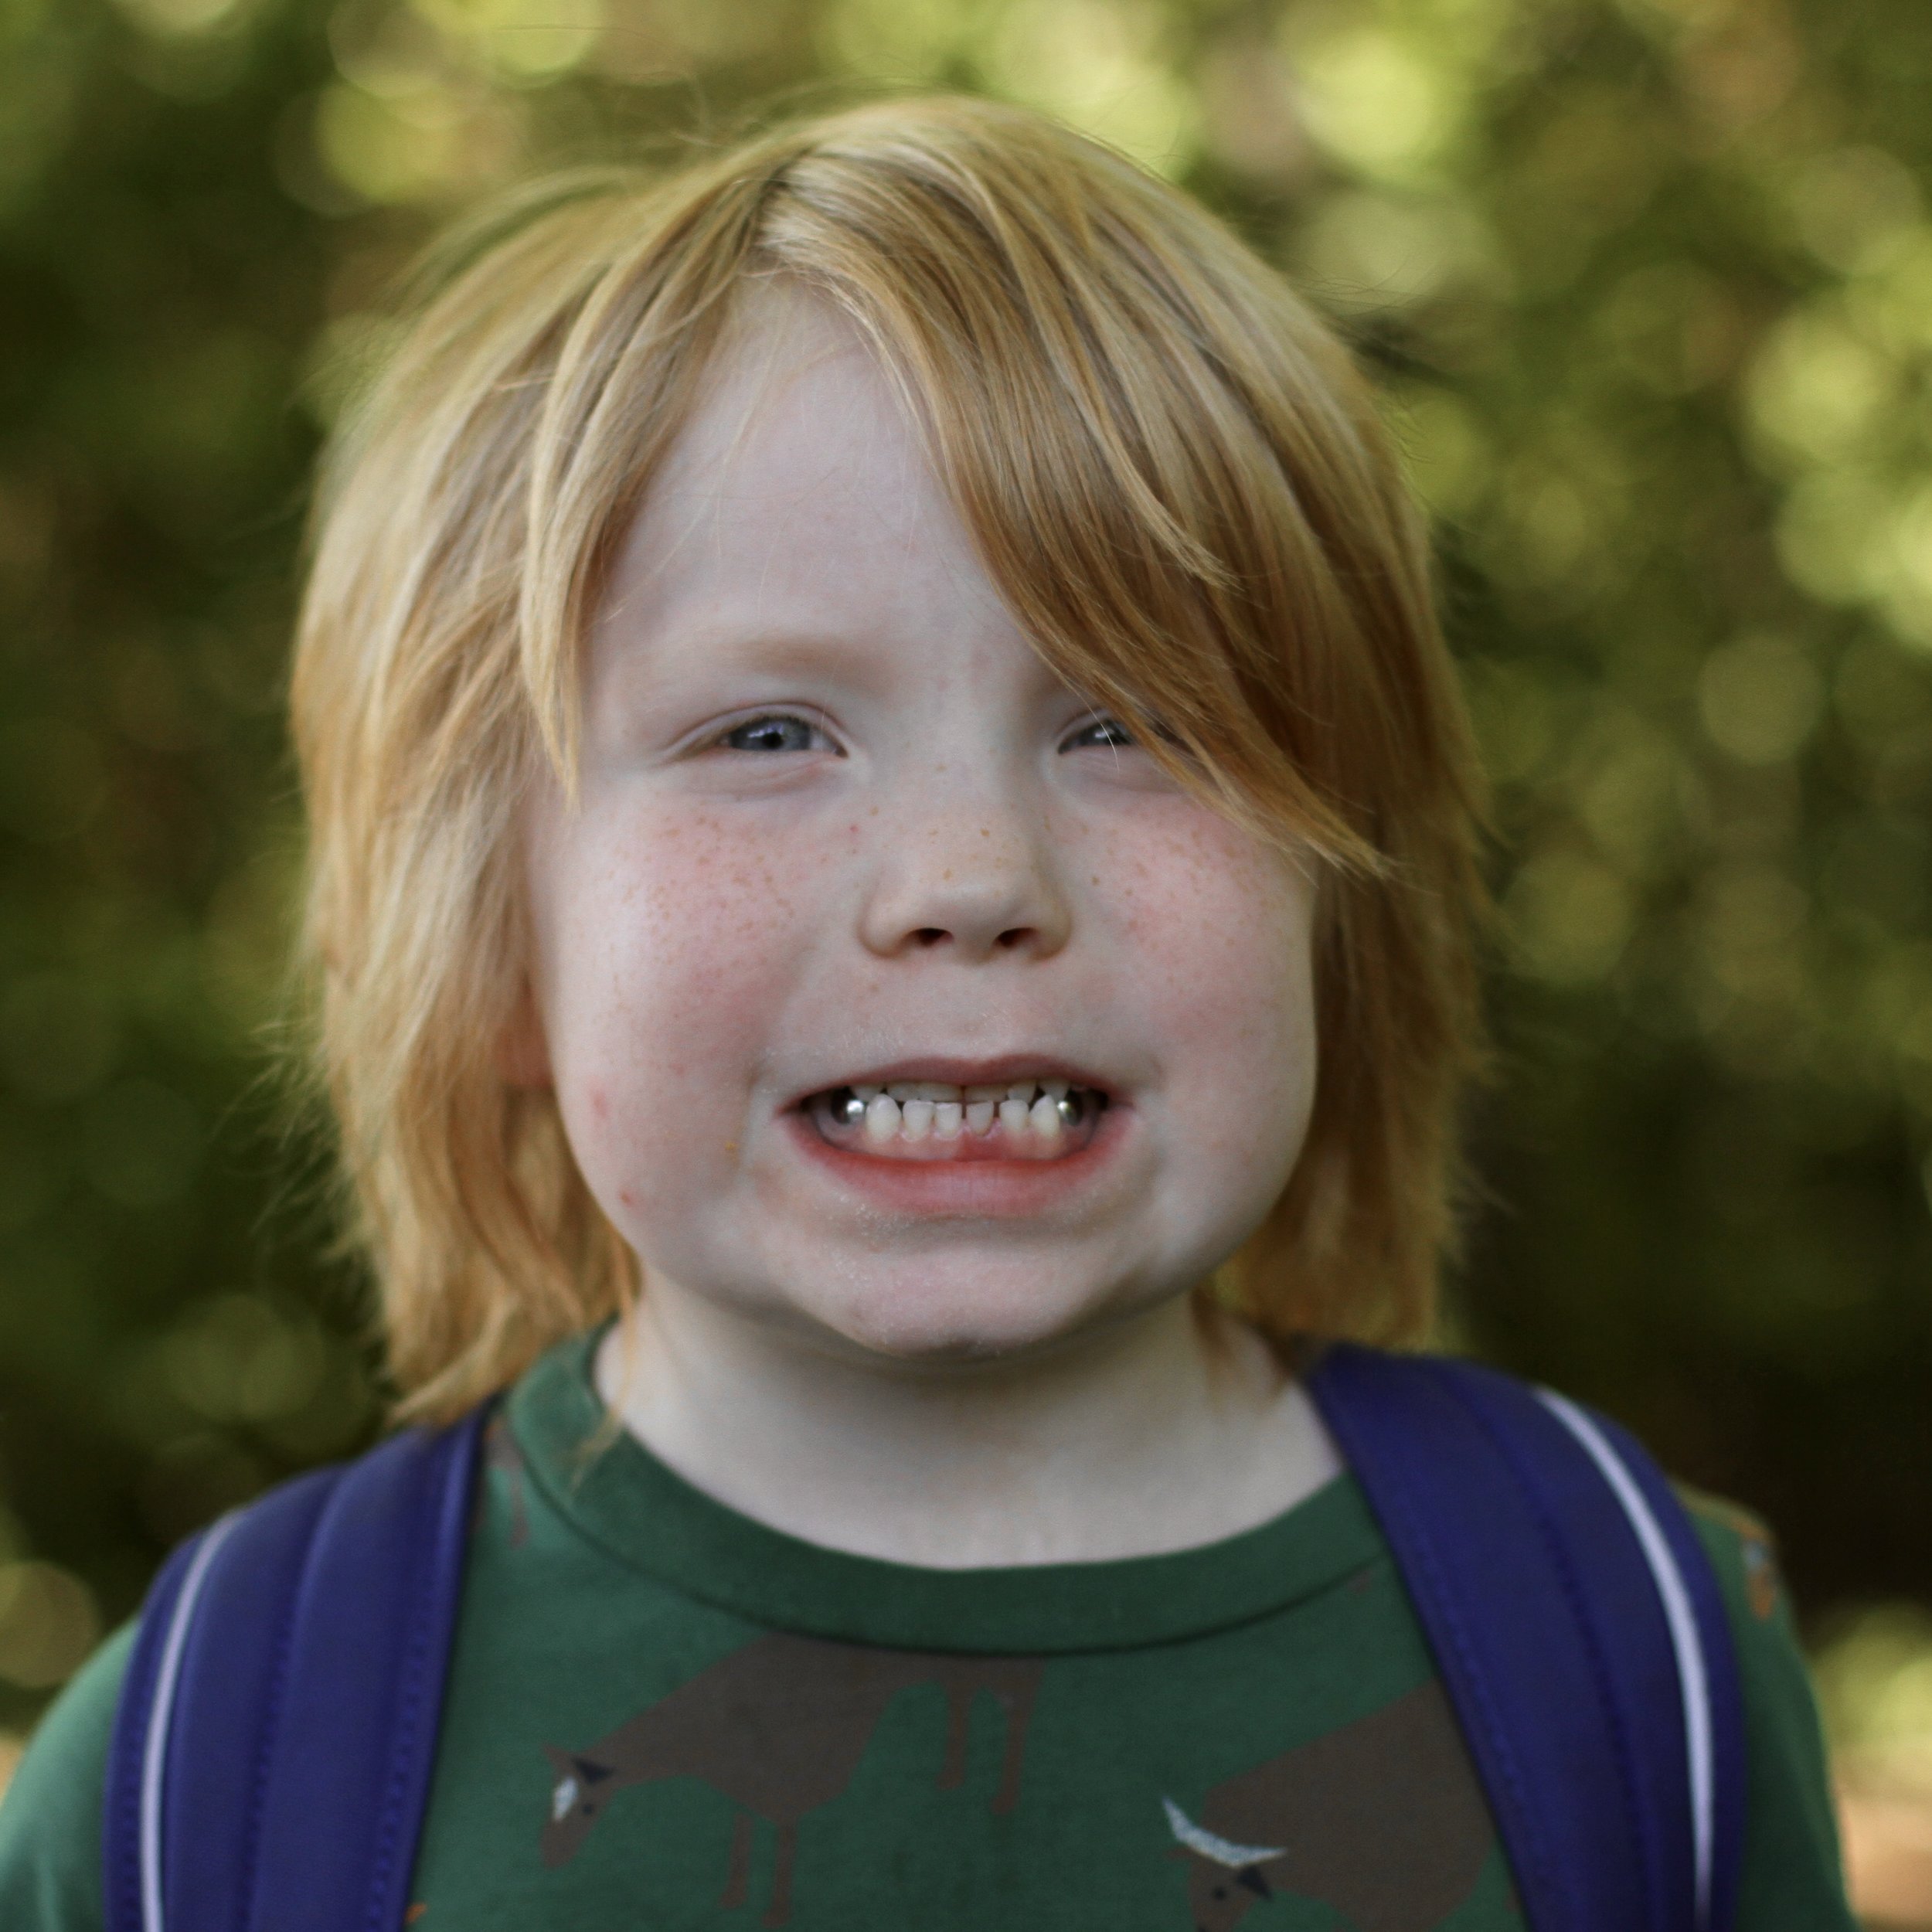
[291,95,1488,1422]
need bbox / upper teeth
[827,1079,1092,1141]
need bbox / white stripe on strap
[1535,1389,1715,1931]
[138,1512,240,1932]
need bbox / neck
[594,1286,1342,1569]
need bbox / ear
[498,978,553,1088]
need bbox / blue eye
[720,715,825,753]
[1063,716,1136,751]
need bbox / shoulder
[1673,1488,1859,1931]
[1677,1487,1784,1625]
[0,1620,133,1932]
[1311,1346,1859,1923]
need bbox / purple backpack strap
[103,1406,488,1932]
[1304,1344,1746,1932]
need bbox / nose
[857,787,1073,963]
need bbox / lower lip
[783,1105,1128,1216]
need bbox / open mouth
[804,1078,1110,1162]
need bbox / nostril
[995,927,1031,950]
[913,927,948,947]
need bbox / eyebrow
[688,624,885,675]
[671,622,900,689]
[590,617,898,723]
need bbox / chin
[813,1268,1112,1366]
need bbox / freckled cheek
[543,816,837,1191]
[1087,815,1316,1111]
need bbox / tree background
[2,0,1930,1908]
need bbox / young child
[0,96,1855,1930]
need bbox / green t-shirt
[0,1332,1855,1930]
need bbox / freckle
[590,1086,610,1121]
[618,1188,635,1207]
[723,1141,738,1153]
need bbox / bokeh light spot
[1698,634,1822,766]
[1506,847,1635,985]
[111,0,248,39]
[160,1292,330,1424]
[1790,147,1923,277]
[0,1561,101,1690]
[1291,26,1456,182]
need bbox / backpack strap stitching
[1444,1370,1669,1929]
[233,1498,321,1932]
[361,1509,438,1928]
[106,1634,151,1932]
[360,1409,488,1930]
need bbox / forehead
[590,289,1010,669]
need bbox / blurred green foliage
[0,0,1929,1740]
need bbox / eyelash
[1063,716,1137,752]
[708,713,1139,754]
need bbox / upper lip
[790,1053,1118,1106]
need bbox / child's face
[522,296,1319,1368]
